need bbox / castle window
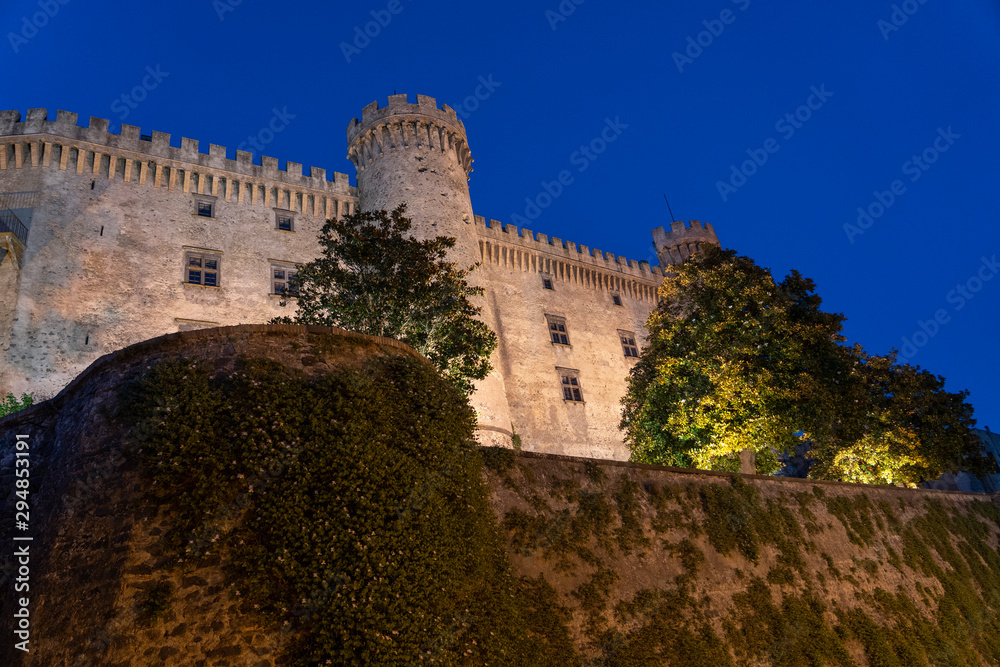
[546,315,570,346]
[184,250,221,287]
[275,210,294,232]
[612,294,623,306]
[271,263,299,297]
[194,195,217,218]
[619,330,639,358]
[542,278,554,290]
[557,368,584,403]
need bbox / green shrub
[511,423,523,451]
[0,392,33,417]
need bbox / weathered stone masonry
[0,95,718,460]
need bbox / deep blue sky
[4,0,999,428]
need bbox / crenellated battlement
[347,94,472,176]
[0,108,355,195]
[652,219,716,239]
[651,219,720,266]
[347,93,464,135]
[473,215,665,280]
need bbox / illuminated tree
[621,245,988,485]
[812,348,987,485]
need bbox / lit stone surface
[0,99,718,460]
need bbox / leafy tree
[271,205,497,395]
[621,245,987,485]
[812,347,986,485]
[1,392,33,418]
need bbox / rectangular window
[542,277,554,290]
[612,294,623,306]
[185,251,221,287]
[271,264,299,296]
[275,210,295,232]
[546,315,570,346]
[194,195,217,218]
[558,368,584,402]
[619,330,639,358]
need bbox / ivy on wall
[119,353,1000,666]
[491,459,1000,666]
[121,356,571,665]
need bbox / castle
[0,94,718,460]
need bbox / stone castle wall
[0,109,358,399]
[0,98,717,459]
[3,325,997,665]
[474,216,663,459]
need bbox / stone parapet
[474,215,665,281]
[0,108,355,197]
[651,219,720,266]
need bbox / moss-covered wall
[0,324,435,666]
[485,450,1000,666]
[1,324,998,666]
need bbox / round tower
[346,94,513,448]
[346,93,479,269]
[651,220,720,266]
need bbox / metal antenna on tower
[663,195,677,223]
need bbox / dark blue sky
[4,0,999,428]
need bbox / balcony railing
[0,210,28,246]
[0,192,37,248]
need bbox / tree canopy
[271,205,496,395]
[621,245,988,485]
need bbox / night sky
[4,0,999,427]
